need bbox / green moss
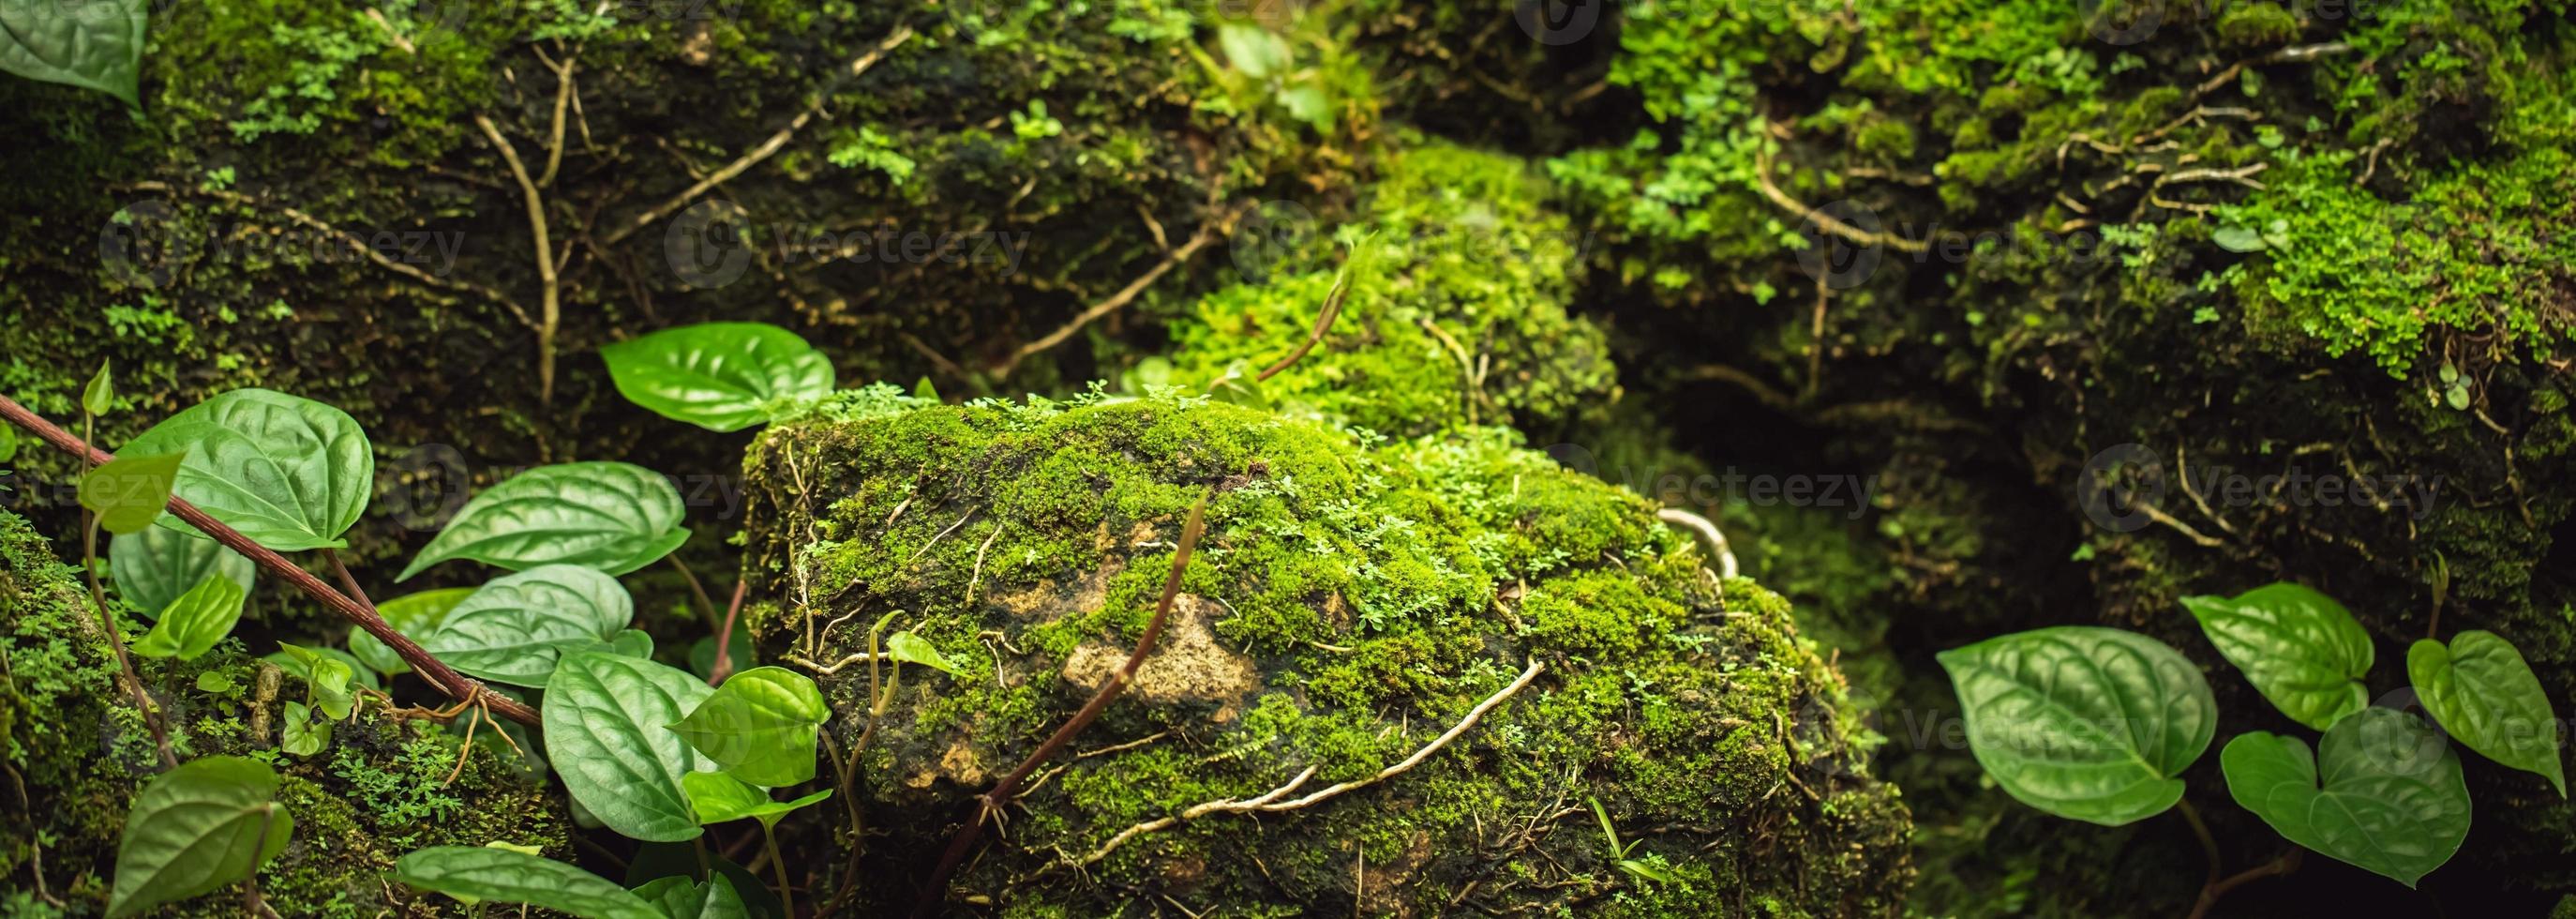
[741,396,1909,915]
[1161,135,1616,438]
[2216,2,2302,48]
[0,509,568,917]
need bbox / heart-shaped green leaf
[2409,630,2566,795]
[420,565,633,686]
[635,872,754,919]
[0,0,146,105]
[106,756,294,918]
[600,323,834,431]
[111,526,254,623]
[122,389,374,552]
[348,587,475,675]
[682,771,831,829]
[399,461,688,580]
[2222,707,2470,886]
[545,652,716,842]
[394,845,664,919]
[2180,582,2374,731]
[280,701,330,756]
[128,573,247,661]
[80,451,184,535]
[582,628,654,659]
[270,642,364,716]
[668,666,829,788]
[1937,626,2217,825]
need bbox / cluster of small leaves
[1942,582,2564,887]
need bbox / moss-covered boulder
[738,391,1909,915]
[0,509,569,917]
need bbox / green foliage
[420,565,635,686]
[398,461,690,580]
[667,666,828,788]
[83,359,114,415]
[127,573,247,660]
[2222,708,2470,887]
[886,630,963,676]
[600,323,837,432]
[110,526,254,623]
[0,0,147,104]
[393,845,662,919]
[2181,583,2374,731]
[78,450,184,535]
[2410,630,2569,795]
[120,388,372,551]
[635,872,753,919]
[1938,626,2216,825]
[106,756,292,917]
[542,651,714,842]
[681,771,831,828]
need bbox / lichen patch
[1059,593,1260,721]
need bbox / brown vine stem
[910,495,1211,917]
[0,394,540,726]
[2185,848,2301,919]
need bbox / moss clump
[1158,135,1617,438]
[0,509,568,916]
[741,394,1909,915]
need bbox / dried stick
[474,114,562,406]
[601,25,916,245]
[0,394,539,726]
[911,495,1211,915]
[990,217,1231,379]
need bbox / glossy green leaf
[79,451,183,535]
[600,323,834,431]
[681,771,831,829]
[668,666,829,788]
[635,872,754,919]
[585,628,654,658]
[398,461,688,580]
[1937,626,2217,825]
[194,670,235,694]
[280,701,329,756]
[349,587,475,675]
[106,756,293,918]
[0,0,145,105]
[264,643,380,693]
[544,652,715,842]
[1219,22,1290,78]
[271,642,361,717]
[394,845,663,919]
[127,573,246,661]
[122,389,374,552]
[2211,224,2267,253]
[887,630,963,676]
[83,358,114,414]
[2223,707,2470,886]
[111,525,254,623]
[2180,583,2374,731]
[0,423,17,463]
[420,565,633,687]
[2409,630,2566,795]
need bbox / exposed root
[1655,508,1741,580]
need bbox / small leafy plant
[1942,582,2563,908]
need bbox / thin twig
[1655,508,1740,580]
[711,579,748,685]
[1255,265,1351,383]
[601,24,916,245]
[913,496,1212,916]
[991,212,1236,379]
[0,394,539,726]
[473,114,562,406]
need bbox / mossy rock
[0,508,570,917]
[739,391,1910,915]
